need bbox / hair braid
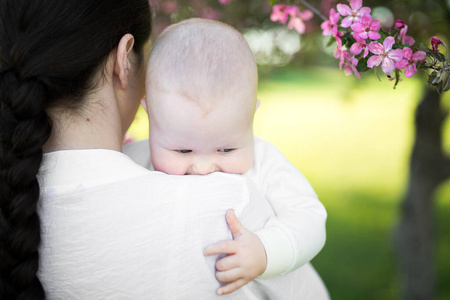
[0,0,151,298]
[1,69,50,299]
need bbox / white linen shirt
[37,148,329,299]
[123,136,327,278]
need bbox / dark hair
[0,0,151,298]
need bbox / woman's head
[0,0,151,298]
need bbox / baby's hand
[204,209,267,296]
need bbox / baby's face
[148,91,255,175]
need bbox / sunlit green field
[127,67,450,300]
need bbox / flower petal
[363,47,369,58]
[287,17,295,29]
[321,20,330,31]
[412,50,426,62]
[402,47,413,59]
[330,9,340,23]
[300,10,313,20]
[351,22,363,32]
[361,14,372,24]
[337,4,351,16]
[383,36,395,51]
[350,0,362,11]
[285,6,299,17]
[394,59,408,69]
[344,64,353,76]
[293,18,306,34]
[370,20,381,31]
[368,31,381,40]
[404,64,416,78]
[403,35,415,46]
[358,32,368,39]
[350,42,362,55]
[341,16,353,28]
[368,42,384,55]
[389,49,404,62]
[334,48,341,59]
[352,65,361,78]
[367,55,382,68]
[358,7,371,17]
[381,58,395,74]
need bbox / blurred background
[127,1,450,299]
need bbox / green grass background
[127,67,450,300]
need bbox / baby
[139,18,327,295]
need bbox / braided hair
[0,1,151,298]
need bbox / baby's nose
[190,162,218,175]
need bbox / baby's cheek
[151,151,187,175]
[221,154,254,174]
[155,158,187,175]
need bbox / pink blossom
[201,8,220,20]
[395,20,405,29]
[321,8,340,36]
[334,37,345,64]
[351,14,381,40]
[271,5,313,35]
[431,36,442,52]
[271,5,290,24]
[342,51,361,78]
[161,1,177,14]
[367,36,404,74]
[350,35,369,57]
[336,0,371,28]
[394,47,426,78]
[288,10,313,34]
[218,0,230,4]
[398,25,415,46]
[284,5,300,17]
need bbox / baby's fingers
[217,278,248,296]
[215,255,239,271]
[215,268,242,283]
[204,240,237,256]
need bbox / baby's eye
[175,149,192,154]
[218,148,235,153]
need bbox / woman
[0,0,328,299]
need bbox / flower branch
[267,0,449,93]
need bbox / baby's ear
[141,97,148,113]
[255,99,261,111]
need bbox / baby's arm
[204,137,326,294]
[250,136,327,278]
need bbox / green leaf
[343,38,353,49]
[356,56,370,72]
[430,51,444,62]
[374,67,381,82]
[326,36,336,47]
[392,42,404,50]
[393,69,401,89]
[379,28,390,40]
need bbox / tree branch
[297,0,327,21]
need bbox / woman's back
[38,149,328,299]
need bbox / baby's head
[145,18,258,175]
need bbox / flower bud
[430,36,442,52]
[395,20,405,29]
